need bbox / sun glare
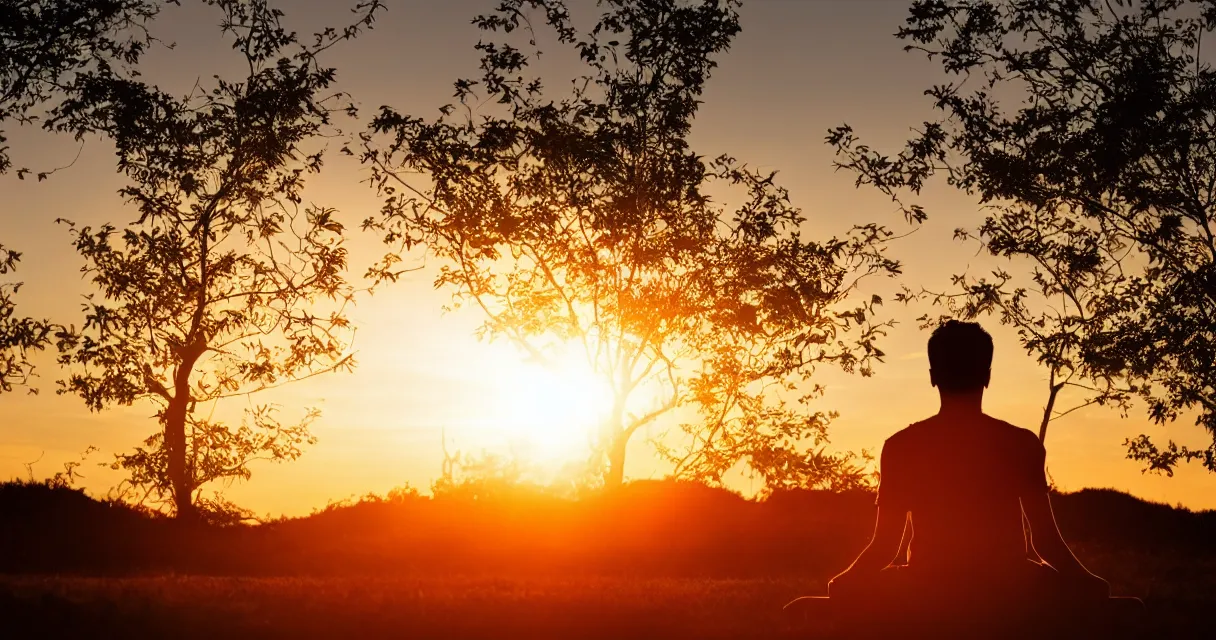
[493,350,616,460]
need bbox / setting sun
[491,350,616,461]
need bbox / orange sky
[1,0,1213,516]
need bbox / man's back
[878,413,1048,573]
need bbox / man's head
[927,320,993,394]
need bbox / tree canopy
[363,0,898,490]
[1,0,168,177]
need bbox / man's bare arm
[1022,492,1109,595]
[832,506,908,581]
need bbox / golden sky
[1,0,1213,516]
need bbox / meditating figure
[813,321,1119,635]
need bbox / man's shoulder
[883,419,934,451]
[883,415,1042,447]
[984,415,1044,447]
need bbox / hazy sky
[2,0,1214,516]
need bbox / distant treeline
[1,480,1212,578]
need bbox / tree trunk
[605,435,627,488]
[164,393,196,521]
[602,393,629,488]
[1027,377,1063,560]
[1039,381,1062,444]
[165,346,202,522]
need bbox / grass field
[0,568,1210,639]
[0,575,818,639]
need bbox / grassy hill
[0,480,1211,638]
[1,479,1212,580]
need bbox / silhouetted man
[826,321,1109,628]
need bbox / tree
[1,0,167,177]
[363,0,898,490]
[0,0,167,392]
[55,0,381,520]
[828,0,1216,473]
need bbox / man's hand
[826,573,847,598]
[828,505,908,600]
[827,568,866,599]
[1069,571,1111,600]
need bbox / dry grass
[1,567,1207,639]
[0,575,819,639]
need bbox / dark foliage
[0,0,165,394]
[0,0,166,177]
[0,248,62,393]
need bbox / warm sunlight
[491,349,616,461]
[7,0,1216,636]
